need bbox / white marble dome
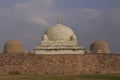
[44,23,75,41]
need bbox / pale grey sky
[0,0,120,53]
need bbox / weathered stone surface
[3,40,24,54]
[0,54,120,75]
[90,40,110,53]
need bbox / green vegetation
[0,74,120,80]
[80,74,120,80]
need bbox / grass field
[0,74,120,80]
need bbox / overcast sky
[0,0,120,53]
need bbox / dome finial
[97,36,102,41]
[57,18,60,24]
[98,36,100,40]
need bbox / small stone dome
[90,40,110,53]
[42,34,49,41]
[3,40,24,54]
[70,34,77,41]
[44,23,75,41]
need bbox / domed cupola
[44,24,75,41]
[70,34,77,41]
[42,34,49,41]
[90,40,110,53]
[41,19,78,45]
[3,40,24,54]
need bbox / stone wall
[0,54,120,75]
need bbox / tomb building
[33,21,84,54]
